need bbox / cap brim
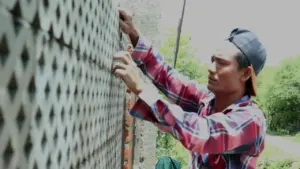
[249,65,257,96]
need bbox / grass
[258,144,300,169]
[285,132,300,144]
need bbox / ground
[265,134,300,157]
[256,133,300,169]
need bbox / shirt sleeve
[131,33,210,112]
[130,87,265,154]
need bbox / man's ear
[240,66,252,82]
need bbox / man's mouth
[208,76,217,82]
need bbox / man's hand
[118,8,139,47]
[112,49,144,95]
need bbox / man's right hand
[118,8,139,47]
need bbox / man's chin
[207,84,221,95]
[207,84,215,92]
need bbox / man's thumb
[127,44,134,54]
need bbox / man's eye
[217,59,226,65]
[218,60,225,64]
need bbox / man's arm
[131,34,210,112]
[130,87,266,154]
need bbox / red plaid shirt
[130,34,267,169]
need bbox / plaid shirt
[130,34,267,169]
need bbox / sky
[159,0,300,66]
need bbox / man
[114,9,267,169]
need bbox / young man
[114,9,267,169]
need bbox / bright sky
[159,0,300,66]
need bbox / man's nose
[208,61,216,73]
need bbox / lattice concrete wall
[0,0,127,169]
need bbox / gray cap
[228,28,267,75]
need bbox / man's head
[207,28,266,96]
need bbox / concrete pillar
[117,0,162,169]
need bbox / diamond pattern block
[0,0,126,169]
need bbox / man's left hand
[112,51,144,95]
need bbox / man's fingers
[127,44,133,54]
[124,51,133,61]
[113,62,127,71]
[127,44,133,49]
[114,69,127,78]
[119,20,126,27]
[113,51,132,64]
[118,7,132,21]
[119,20,130,32]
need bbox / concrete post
[117,0,162,169]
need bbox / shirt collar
[234,95,250,104]
[208,94,251,113]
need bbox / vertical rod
[173,0,187,68]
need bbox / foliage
[254,66,278,107]
[261,56,300,134]
[156,131,175,157]
[156,134,190,169]
[160,28,208,84]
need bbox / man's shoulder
[235,98,267,127]
[224,96,266,119]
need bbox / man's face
[207,41,249,94]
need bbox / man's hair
[235,52,250,70]
[235,52,252,95]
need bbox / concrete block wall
[0,0,127,169]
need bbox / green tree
[255,66,279,108]
[160,28,208,83]
[263,56,300,134]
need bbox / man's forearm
[130,33,210,112]
[131,90,265,154]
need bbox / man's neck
[213,91,246,113]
